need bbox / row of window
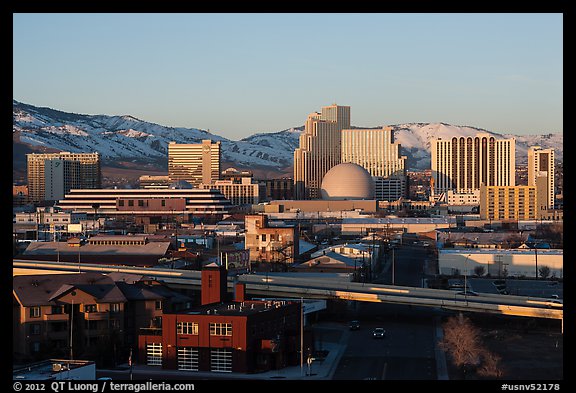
[28,302,131,318]
[255,234,282,242]
[176,322,232,336]
[147,344,232,372]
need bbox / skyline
[13,13,563,140]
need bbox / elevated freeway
[13,259,563,322]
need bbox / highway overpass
[13,259,563,323]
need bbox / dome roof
[320,163,374,200]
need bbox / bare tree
[473,266,486,277]
[477,349,504,378]
[538,265,551,280]
[439,313,483,378]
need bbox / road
[333,235,438,380]
[332,303,438,380]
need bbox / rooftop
[167,299,297,317]
[13,359,95,380]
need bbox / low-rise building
[12,272,191,365]
[138,266,303,373]
[244,215,299,265]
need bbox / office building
[294,104,350,199]
[168,140,221,187]
[139,175,171,189]
[528,146,555,209]
[199,178,261,206]
[431,134,515,195]
[262,178,294,201]
[341,127,407,201]
[479,176,548,221]
[26,152,101,203]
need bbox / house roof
[296,251,358,269]
[13,272,115,307]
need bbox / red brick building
[138,266,304,373]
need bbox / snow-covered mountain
[389,122,563,169]
[13,101,562,173]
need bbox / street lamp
[464,254,471,297]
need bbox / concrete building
[479,178,548,221]
[19,235,172,266]
[267,199,378,214]
[244,215,299,265]
[13,359,96,380]
[199,177,261,206]
[27,152,101,203]
[168,140,221,187]
[437,248,563,278]
[55,188,231,221]
[261,178,294,201]
[341,127,407,201]
[138,267,303,373]
[294,104,350,199]
[446,190,480,205]
[139,175,171,189]
[13,206,87,241]
[431,134,515,196]
[341,217,456,236]
[528,146,555,209]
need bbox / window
[261,234,266,242]
[51,305,63,314]
[31,342,41,353]
[111,303,121,313]
[128,200,134,207]
[155,300,163,310]
[138,200,144,207]
[30,324,41,335]
[210,322,232,336]
[161,200,166,207]
[210,348,232,373]
[270,234,275,241]
[178,347,199,371]
[177,322,199,335]
[146,343,162,366]
[118,200,124,207]
[84,304,97,313]
[29,307,41,318]
[110,319,120,329]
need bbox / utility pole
[300,297,304,377]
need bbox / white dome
[320,163,374,200]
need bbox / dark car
[372,327,386,338]
[349,320,360,330]
[456,290,479,296]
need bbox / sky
[13,13,563,140]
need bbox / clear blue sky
[13,13,563,140]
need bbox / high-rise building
[528,146,555,209]
[168,140,221,187]
[431,133,515,196]
[293,104,350,199]
[341,127,407,201]
[26,152,101,203]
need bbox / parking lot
[463,278,563,299]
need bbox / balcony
[140,327,162,336]
[43,313,69,322]
[83,311,109,320]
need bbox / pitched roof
[13,272,114,307]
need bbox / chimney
[201,265,228,305]
[235,282,246,302]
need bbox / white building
[438,249,563,278]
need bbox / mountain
[13,101,562,179]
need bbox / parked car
[372,327,386,338]
[456,290,479,296]
[349,320,360,331]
